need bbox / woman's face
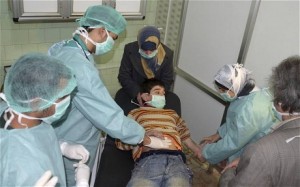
[215,85,235,97]
[140,49,156,55]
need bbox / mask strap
[73,27,93,45]
[3,108,29,129]
[7,108,40,129]
[274,103,300,116]
[1,93,14,129]
[17,114,29,129]
[84,34,96,45]
[3,108,14,129]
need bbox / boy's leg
[163,155,193,187]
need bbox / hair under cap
[76,5,127,35]
[4,53,77,113]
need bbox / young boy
[116,79,201,187]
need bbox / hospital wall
[0,0,160,96]
[174,0,300,143]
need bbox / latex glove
[74,163,90,187]
[144,136,172,149]
[60,142,89,163]
[34,170,58,187]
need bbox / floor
[183,145,221,187]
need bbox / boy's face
[149,85,165,96]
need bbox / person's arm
[72,54,145,145]
[218,158,241,187]
[221,158,240,174]
[175,115,198,152]
[183,138,201,158]
[200,132,221,145]
[118,43,141,98]
[115,139,136,151]
[202,104,261,164]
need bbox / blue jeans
[127,154,193,187]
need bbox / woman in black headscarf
[118,25,174,104]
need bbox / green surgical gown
[49,37,145,186]
[0,102,66,187]
[203,89,279,164]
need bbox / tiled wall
[156,0,184,49]
[155,0,184,64]
[0,0,158,97]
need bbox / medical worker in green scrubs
[0,53,80,186]
[48,5,163,186]
[199,63,279,164]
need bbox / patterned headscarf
[214,63,252,96]
[137,26,166,78]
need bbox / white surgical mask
[271,103,300,121]
[74,27,114,55]
[90,29,115,55]
[139,49,158,59]
[220,91,236,102]
[146,95,166,109]
[2,96,71,128]
[41,95,71,124]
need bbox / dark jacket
[220,117,300,187]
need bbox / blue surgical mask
[139,49,158,59]
[8,96,71,127]
[271,103,283,121]
[220,92,236,102]
[41,95,71,124]
[146,95,166,109]
[92,30,115,55]
[270,103,300,121]
[271,102,300,121]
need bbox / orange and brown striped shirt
[116,107,191,161]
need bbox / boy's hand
[145,130,164,139]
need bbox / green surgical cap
[76,5,127,35]
[4,53,77,113]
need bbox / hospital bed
[93,90,220,187]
